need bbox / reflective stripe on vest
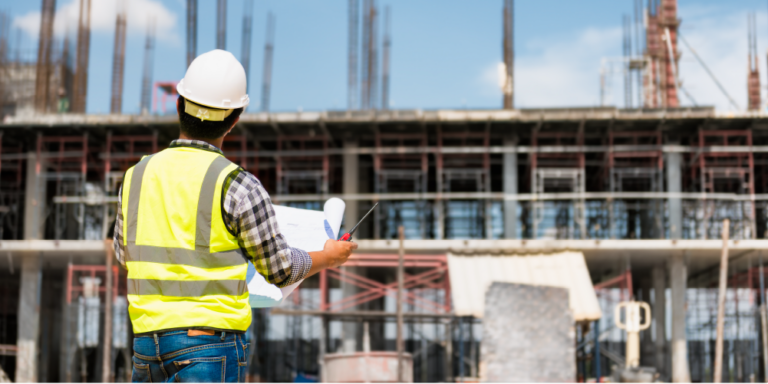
[123,149,250,334]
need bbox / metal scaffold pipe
[714,219,730,383]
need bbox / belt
[135,328,243,338]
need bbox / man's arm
[223,169,355,287]
[113,185,126,267]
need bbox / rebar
[72,0,91,113]
[381,6,390,110]
[110,0,127,114]
[216,0,227,50]
[34,0,57,113]
[241,0,253,95]
[260,12,275,112]
[140,19,156,115]
[348,0,359,110]
[186,0,197,68]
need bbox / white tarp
[447,251,602,321]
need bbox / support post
[341,139,360,353]
[594,319,601,383]
[445,319,453,382]
[670,253,691,382]
[714,219,729,383]
[397,225,405,382]
[503,136,518,238]
[24,150,46,240]
[102,240,114,382]
[652,266,667,378]
[666,148,682,239]
[760,253,768,383]
[16,148,47,382]
[343,139,359,235]
[15,253,42,383]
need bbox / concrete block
[481,282,575,382]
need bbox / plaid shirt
[113,139,312,288]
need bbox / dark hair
[177,96,244,140]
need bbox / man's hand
[321,239,358,268]
[307,239,358,277]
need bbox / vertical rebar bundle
[369,0,379,109]
[72,0,91,113]
[187,0,197,68]
[747,12,760,111]
[360,0,371,110]
[241,0,253,95]
[35,0,57,113]
[110,0,127,114]
[623,15,632,108]
[261,12,275,112]
[0,12,10,113]
[360,0,378,110]
[217,0,227,50]
[502,0,513,109]
[140,19,156,115]
[348,0,359,110]
[381,6,390,110]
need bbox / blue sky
[7,0,768,114]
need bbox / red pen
[339,203,378,241]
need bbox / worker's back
[121,146,251,334]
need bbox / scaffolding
[530,127,586,239]
[608,130,664,239]
[152,81,178,115]
[373,130,430,239]
[687,130,756,240]
[276,134,329,210]
[0,133,23,240]
[435,126,491,239]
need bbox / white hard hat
[177,49,250,111]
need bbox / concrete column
[670,254,690,382]
[343,139,359,233]
[666,150,682,239]
[24,152,46,240]
[652,266,667,378]
[341,139,360,353]
[16,152,46,382]
[503,136,518,239]
[15,253,42,382]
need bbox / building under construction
[0,0,767,382]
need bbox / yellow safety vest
[121,146,251,334]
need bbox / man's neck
[178,133,224,151]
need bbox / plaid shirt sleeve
[222,168,312,288]
[113,185,126,266]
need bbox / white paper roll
[323,198,346,239]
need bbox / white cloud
[676,6,762,112]
[476,26,621,108]
[13,0,178,44]
[474,5,760,112]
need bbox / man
[113,50,357,382]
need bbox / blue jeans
[132,330,250,382]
